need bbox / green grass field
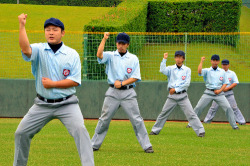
[0,4,249,81]
[0,119,249,166]
[0,4,111,79]
[0,4,111,31]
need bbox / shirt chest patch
[182,76,186,80]
[228,78,232,81]
[63,69,70,76]
[127,68,132,74]
[219,77,223,81]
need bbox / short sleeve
[232,72,239,84]
[222,71,229,85]
[97,51,112,64]
[199,68,208,76]
[160,58,171,77]
[131,58,141,81]
[21,43,40,62]
[66,51,81,86]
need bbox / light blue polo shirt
[160,58,191,93]
[225,69,239,87]
[199,67,229,90]
[97,50,141,86]
[22,42,81,99]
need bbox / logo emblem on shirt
[219,77,223,81]
[63,69,70,76]
[127,68,132,74]
[182,76,186,80]
[228,78,232,81]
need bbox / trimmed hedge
[83,0,148,80]
[0,0,122,7]
[146,0,241,46]
[147,0,241,32]
[83,0,241,80]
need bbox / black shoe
[186,125,191,128]
[149,131,158,135]
[233,127,239,130]
[239,123,246,125]
[198,132,205,137]
[93,148,99,151]
[145,146,154,153]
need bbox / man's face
[116,42,129,53]
[174,55,185,65]
[45,25,65,44]
[211,60,220,68]
[222,64,230,71]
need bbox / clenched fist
[200,56,205,62]
[163,52,168,59]
[18,13,27,26]
[104,32,110,40]
[42,77,55,89]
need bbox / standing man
[91,32,154,153]
[14,13,94,166]
[203,59,246,125]
[150,51,205,137]
[187,55,239,130]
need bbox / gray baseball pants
[204,90,246,124]
[91,87,152,150]
[189,89,238,129]
[151,92,205,136]
[13,95,94,166]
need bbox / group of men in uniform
[14,14,246,165]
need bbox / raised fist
[18,13,27,26]
[201,56,205,62]
[163,52,168,59]
[104,32,110,40]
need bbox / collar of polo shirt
[115,50,129,57]
[44,42,67,55]
[175,64,184,69]
[209,66,220,71]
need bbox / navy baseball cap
[116,33,130,44]
[175,50,185,58]
[221,59,229,65]
[211,54,220,60]
[44,18,64,30]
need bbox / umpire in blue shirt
[187,55,239,129]
[15,13,94,166]
[150,51,205,137]
[91,32,154,153]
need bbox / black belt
[206,88,215,91]
[37,94,73,103]
[175,90,186,94]
[109,84,133,90]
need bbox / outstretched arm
[18,13,32,57]
[97,32,109,59]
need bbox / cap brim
[44,23,64,30]
[117,40,129,44]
